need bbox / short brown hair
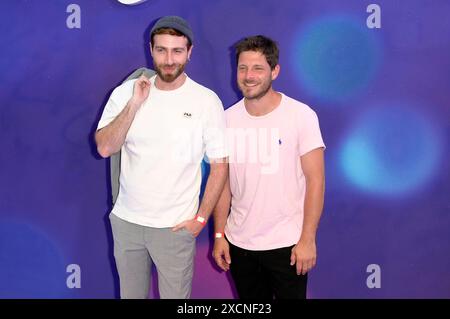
[235,35,279,69]
[150,28,192,49]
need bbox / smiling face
[237,50,279,100]
[151,33,192,83]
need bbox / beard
[238,78,272,100]
[154,62,186,83]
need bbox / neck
[244,89,282,116]
[155,73,187,91]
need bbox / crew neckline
[243,92,284,119]
[151,73,189,93]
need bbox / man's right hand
[213,238,231,272]
[130,75,151,108]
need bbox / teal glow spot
[292,16,381,101]
[339,106,442,196]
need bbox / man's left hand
[290,239,317,275]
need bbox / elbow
[97,145,111,158]
[95,130,112,158]
[95,137,110,159]
[305,174,325,190]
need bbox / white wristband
[195,215,206,225]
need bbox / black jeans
[229,241,308,299]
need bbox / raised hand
[130,75,151,108]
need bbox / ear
[187,45,194,60]
[149,43,154,58]
[271,64,280,81]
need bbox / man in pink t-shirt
[213,35,325,299]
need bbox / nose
[244,69,256,82]
[165,51,173,65]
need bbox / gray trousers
[109,213,196,299]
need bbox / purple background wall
[0,0,449,298]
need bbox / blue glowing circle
[292,16,381,101]
[0,221,67,298]
[339,106,442,196]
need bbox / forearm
[213,175,231,233]
[95,99,139,158]
[197,161,228,222]
[300,176,325,243]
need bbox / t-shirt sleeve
[202,93,229,159]
[298,107,326,156]
[96,80,135,131]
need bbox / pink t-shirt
[224,93,325,250]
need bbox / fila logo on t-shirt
[183,112,192,118]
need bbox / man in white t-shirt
[213,35,325,299]
[95,16,228,299]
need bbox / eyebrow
[238,64,265,68]
[154,45,186,51]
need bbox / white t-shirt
[97,74,228,227]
